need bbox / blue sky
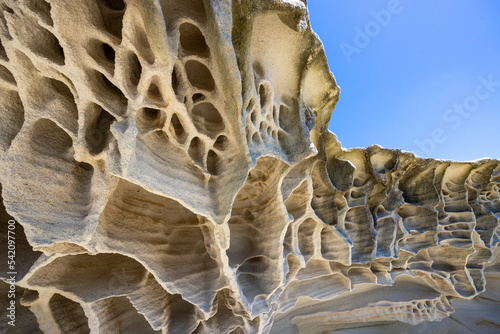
[308,0,500,161]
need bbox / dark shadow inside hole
[278,105,293,133]
[127,52,142,87]
[188,137,205,166]
[250,109,258,124]
[213,135,228,151]
[246,98,255,113]
[50,79,72,99]
[252,61,264,78]
[21,289,40,305]
[0,64,16,85]
[141,108,159,121]
[27,0,53,26]
[87,40,115,74]
[252,132,260,144]
[102,43,115,62]
[184,60,215,91]
[97,4,124,40]
[85,105,115,155]
[192,102,222,126]
[49,294,91,334]
[100,0,125,11]
[34,26,65,65]
[238,256,269,274]
[273,105,278,124]
[191,102,224,136]
[97,72,127,112]
[206,150,220,175]
[78,162,94,172]
[49,78,78,117]
[57,44,65,62]
[134,28,154,64]
[171,67,181,97]
[29,118,73,157]
[147,82,162,101]
[170,113,186,141]
[277,130,289,153]
[0,40,7,60]
[259,83,271,109]
[136,108,166,133]
[277,130,286,143]
[192,93,205,103]
[179,22,209,55]
[101,73,124,98]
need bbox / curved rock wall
[0,0,498,333]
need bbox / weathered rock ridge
[0,0,499,333]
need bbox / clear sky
[308,0,500,161]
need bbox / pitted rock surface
[0,1,499,333]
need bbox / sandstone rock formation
[0,0,499,333]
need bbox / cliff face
[0,1,498,333]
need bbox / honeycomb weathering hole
[251,132,261,144]
[258,83,272,110]
[85,105,116,155]
[179,22,209,55]
[26,0,53,26]
[171,67,181,97]
[32,25,65,65]
[250,109,258,124]
[88,39,116,74]
[147,82,163,103]
[126,52,142,87]
[102,43,115,62]
[142,107,160,120]
[133,27,155,64]
[213,135,228,151]
[137,108,165,132]
[0,40,7,60]
[49,78,78,117]
[272,105,278,124]
[96,0,124,40]
[192,93,205,103]
[188,136,205,166]
[278,104,294,133]
[49,293,90,334]
[170,113,187,143]
[191,102,224,137]
[29,118,73,157]
[184,60,215,91]
[96,71,127,111]
[206,149,220,175]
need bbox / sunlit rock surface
[0,0,499,333]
